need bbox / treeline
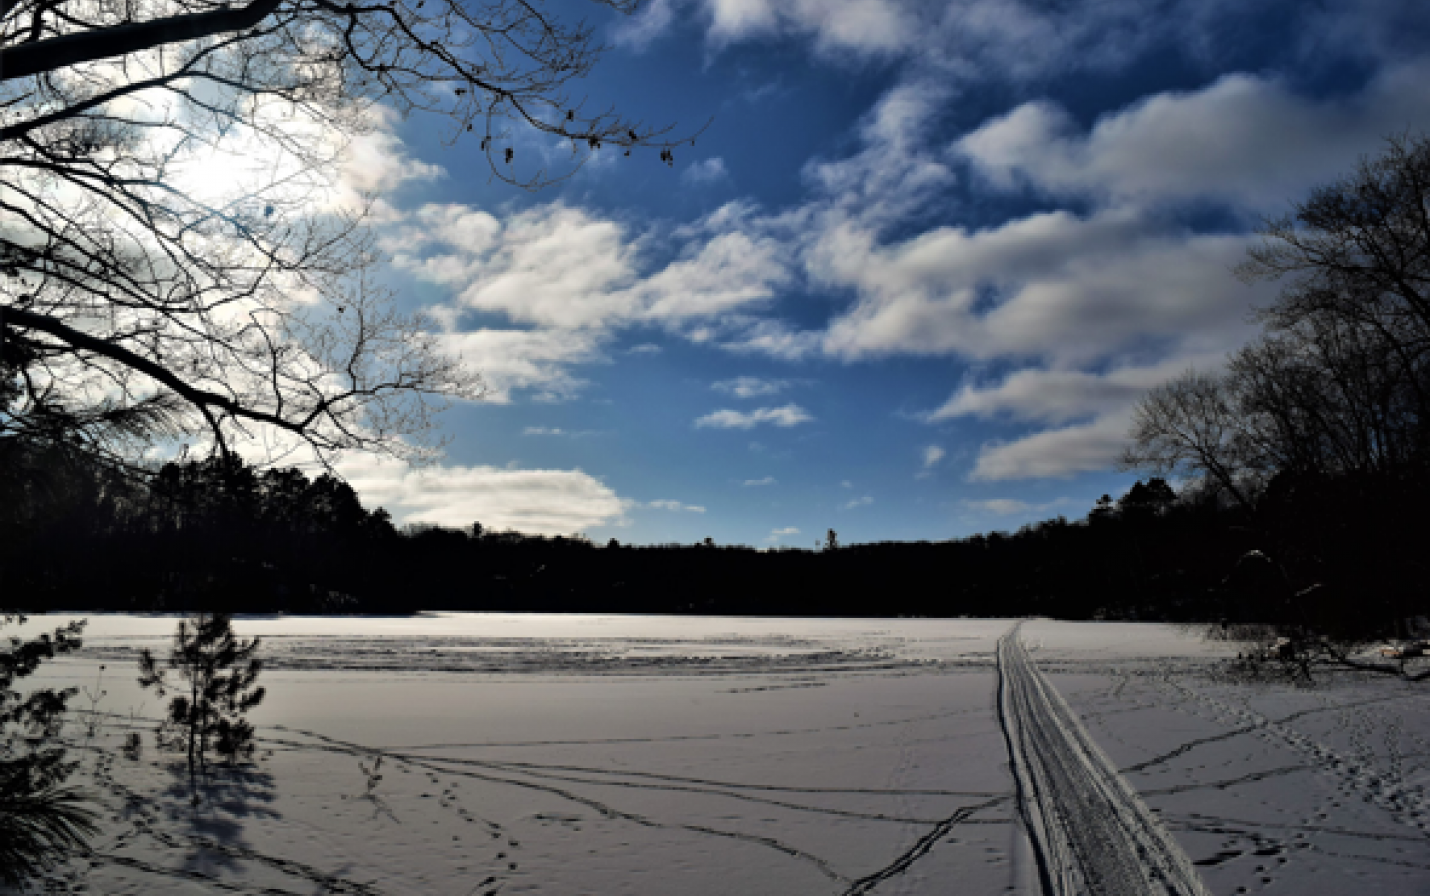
[0,446,1365,622]
[1114,135,1430,648]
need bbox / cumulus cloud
[894,273,1254,477]
[340,124,444,199]
[970,412,1136,480]
[963,496,1078,516]
[957,62,1430,210]
[524,427,602,437]
[926,352,1228,425]
[921,445,945,468]
[396,204,642,330]
[925,353,1234,478]
[803,81,956,225]
[713,376,790,398]
[609,0,1403,81]
[387,200,790,400]
[613,0,679,49]
[695,404,815,429]
[338,455,631,533]
[712,83,1276,374]
[382,203,500,256]
[637,227,792,323]
[743,476,777,486]
[682,157,730,186]
[702,0,915,55]
[963,498,1030,515]
[396,202,788,333]
[439,329,602,403]
[618,0,1157,65]
[645,499,708,513]
[807,209,1265,365]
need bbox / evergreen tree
[138,613,265,794]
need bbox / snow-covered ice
[6,614,1429,895]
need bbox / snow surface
[998,622,1210,895]
[6,614,1430,895]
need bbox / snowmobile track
[997,622,1211,896]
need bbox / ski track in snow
[997,622,1212,896]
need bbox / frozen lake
[10,613,1430,895]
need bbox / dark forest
[4,448,1426,648]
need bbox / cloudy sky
[343,0,1430,544]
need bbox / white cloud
[645,499,708,513]
[637,227,791,322]
[627,343,664,354]
[616,0,1227,68]
[610,0,1353,79]
[338,455,631,533]
[742,476,777,486]
[399,204,642,330]
[925,352,1228,424]
[396,202,788,334]
[962,496,1077,516]
[341,124,445,196]
[710,84,1275,372]
[712,376,789,398]
[695,403,814,429]
[701,0,915,55]
[926,353,1231,479]
[957,62,1430,210]
[387,201,790,401]
[806,208,1265,366]
[804,81,956,224]
[382,203,501,256]
[921,445,945,468]
[613,0,678,49]
[767,526,801,542]
[523,427,602,437]
[682,157,730,186]
[963,498,1030,515]
[843,495,874,509]
[618,0,1430,93]
[439,329,602,403]
[970,411,1136,481]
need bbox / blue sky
[333,0,1430,545]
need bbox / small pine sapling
[80,665,107,744]
[359,755,383,798]
[344,753,397,821]
[137,613,265,793]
